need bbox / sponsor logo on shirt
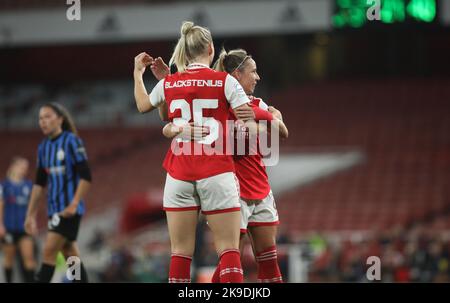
[22,186,30,196]
[57,149,65,161]
[47,166,66,175]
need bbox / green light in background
[407,0,436,22]
[381,0,406,23]
[333,0,368,28]
[337,0,353,7]
[333,0,436,28]
[333,14,347,28]
[349,7,367,27]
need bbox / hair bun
[181,21,194,36]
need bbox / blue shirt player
[0,157,37,282]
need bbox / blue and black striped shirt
[0,179,32,232]
[36,131,88,216]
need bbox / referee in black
[25,103,91,283]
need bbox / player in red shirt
[133,21,255,283]
[161,48,288,282]
[213,48,288,283]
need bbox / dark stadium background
[0,0,449,283]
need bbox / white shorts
[163,172,241,214]
[240,190,279,233]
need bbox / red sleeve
[251,105,274,121]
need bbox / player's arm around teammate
[211,48,288,283]
[214,49,288,140]
[133,21,261,283]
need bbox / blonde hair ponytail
[212,48,228,72]
[169,21,213,72]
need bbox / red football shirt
[149,63,250,181]
[232,96,272,200]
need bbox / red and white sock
[168,253,192,283]
[219,249,243,283]
[211,262,220,283]
[255,246,283,283]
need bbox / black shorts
[48,214,82,242]
[2,231,29,245]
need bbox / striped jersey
[36,131,87,216]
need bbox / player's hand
[150,57,170,81]
[134,52,153,74]
[0,224,6,239]
[178,122,210,141]
[268,106,282,121]
[59,203,78,218]
[24,216,37,236]
[234,106,256,121]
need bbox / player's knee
[170,241,195,256]
[251,232,276,253]
[42,244,58,261]
[3,252,15,266]
[171,248,194,257]
[170,236,195,254]
[23,257,36,269]
[216,240,240,254]
[21,249,34,262]
[62,245,76,258]
[255,244,278,258]
[255,240,276,255]
[223,233,241,248]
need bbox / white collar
[187,63,210,70]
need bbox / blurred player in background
[0,157,36,282]
[133,21,255,283]
[24,103,91,283]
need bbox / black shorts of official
[1,231,30,245]
[48,214,82,242]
